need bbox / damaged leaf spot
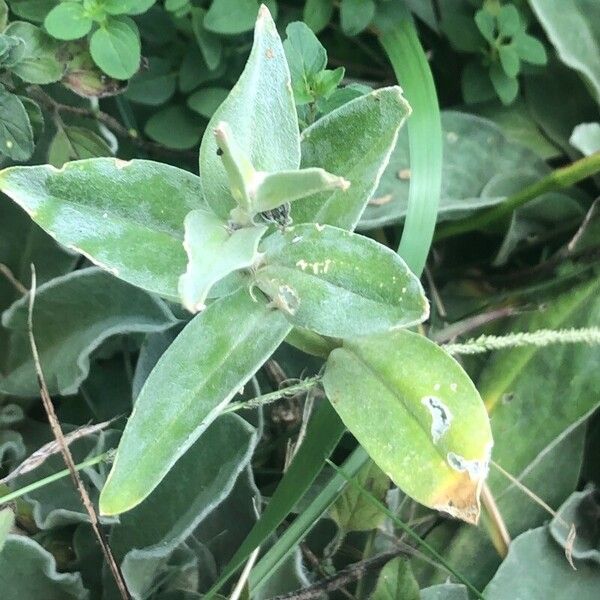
[421,396,453,443]
[447,451,489,482]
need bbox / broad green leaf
[303,0,334,34]
[253,168,349,213]
[256,224,429,338]
[107,414,256,599]
[323,331,493,524]
[529,0,600,102]
[125,56,176,106]
[524,60,598,156]
[144,105,203,150]
[474,98,560,159]
[360,111,549,229]
[44,2,92,40]
[372,558,419,600]
[420,278,600,587]
[4,22,62,84]
[479,277,600,482]
[48,126,112,167]
[1,268,175,397]
[0,536,88,599]
[293,87,411,230]
[0,87,33,161]
[0,158,205,299]
[199,5,300,220]
[0,507,13,551]
[90,16,141,80]
[340,0,376,36]
[187,86,228,118]
[570,122,600,156]
[484,527,600,599]
[204,0,258,34]
[178,210,267,312]
[99,288,290,515]
[329,461,389,532]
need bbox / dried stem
[26,86,196,159]
[0,263,27,295]
[268,546,413,600]
[27,265,130,600]
[480,483,511,558]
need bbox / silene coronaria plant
[0,4,492,532]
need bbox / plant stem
[0,452,111,507]
[26,86,196,159]
[436,152,600,240]
[480,484,511,558]
[222,376,322,414]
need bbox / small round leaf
[44,2,93,41]
[90,17,141,80]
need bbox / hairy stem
[444,327,600,355]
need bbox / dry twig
[27,265,130,600]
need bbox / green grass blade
[377,4,443,275]
[205,400,345,597]
[249,447,368,594]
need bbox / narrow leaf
[293,87,410,230]
[208,400,347,596]
[199,5,300,220]
[99,288,290,515]
[254,168,349,213]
